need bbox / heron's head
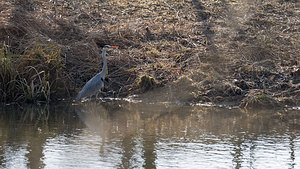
[103,45,118,50]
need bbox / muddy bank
[0,0,299,107]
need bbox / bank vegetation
[0,0,299,107]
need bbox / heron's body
[76,71,105,100]
[76,45,117,101]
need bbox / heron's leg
[96,92,100,100]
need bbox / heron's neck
[101,49,107,76]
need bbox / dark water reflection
[1,101,300,168]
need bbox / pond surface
[1,101,300,169]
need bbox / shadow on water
[1,101,300,168]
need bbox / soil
[0,0,299,107]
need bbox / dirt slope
[0,0,299,106]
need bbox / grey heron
[76,45,118,101]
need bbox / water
[1,101,300,169]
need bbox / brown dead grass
[0,0,299,106]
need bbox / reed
[0,42,64,103]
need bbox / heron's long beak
[111,46,118,49]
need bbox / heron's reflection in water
[75,100,163,168]
[75,102,107,157]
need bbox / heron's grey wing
[76,73,104,100]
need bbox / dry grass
[0,0,299,106]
